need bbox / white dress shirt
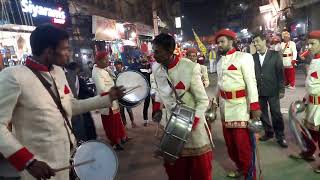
[258,50,267,66]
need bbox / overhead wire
[2,0,10,23]
[8,0,16,25]
[14,0,25,25]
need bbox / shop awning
[0,24,35,32]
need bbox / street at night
[1,0,320,180]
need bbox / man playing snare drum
[151,33,212,180]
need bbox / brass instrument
[247,120,263,133]
[289,100,314,152]
[205,98,218,123]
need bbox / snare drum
[158,103,195,162]
[72,140,118,180]
[116,71,149,107]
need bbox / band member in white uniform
[0,25,125,180]
[151,33,212,180]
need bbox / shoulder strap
[165,69,185,104]
[27,66,75,148]
[166,78,182,103]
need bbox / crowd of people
[0,23,320,180]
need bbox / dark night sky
[182,0,251,40]
[182,0,222,40]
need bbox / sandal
[289,153,316,162]
[226,170,242,178]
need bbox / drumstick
[124,85,141,94]
[125,85,142,90]
[53,159,95,173]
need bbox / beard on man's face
[218,46,229,55]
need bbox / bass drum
[72,140,118,180]
[116,71,149,108]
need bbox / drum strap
[166,78,183,104]
[27,66,75,149]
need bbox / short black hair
[30,24,69,56]
[252,31,268,41]
[152,33,176,53]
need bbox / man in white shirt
[252,32,287,148]
[281,31,298,89]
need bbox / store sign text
[21,0,66,24]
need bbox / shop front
[0,0,70,67]
[135,22,154,55]
[92,16,138,66]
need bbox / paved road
[1,66,319,180]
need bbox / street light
[264,12,272,30]
[131,32,137,38]
[264,12,272,22]
[116,23,125,33]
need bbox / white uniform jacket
[0,59,112,180]
[92,65,119,115]
[152,57,211,156]
[305,55,320,131]
[281,41,297,67]
[216,49,260,128]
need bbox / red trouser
[301,128,320,157]
[222,126,256,180]
[284,67,295,87]
[164,151,213,180]
[101,111,127,145]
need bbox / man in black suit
[65,62,97,141]
[252,32,288,148]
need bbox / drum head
[116,71,149,105]
[73,141,118,180]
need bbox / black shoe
[277,139,288,148]
[259,134,273,141]
[114,144,124,151]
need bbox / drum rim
[118,98,143,108]
[72,139,119,179]
[115,70,150,105]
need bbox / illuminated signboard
[21,0,66,24]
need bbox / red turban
[308,31,320,39]
[215,29,237,44]
[95,51,108,61]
